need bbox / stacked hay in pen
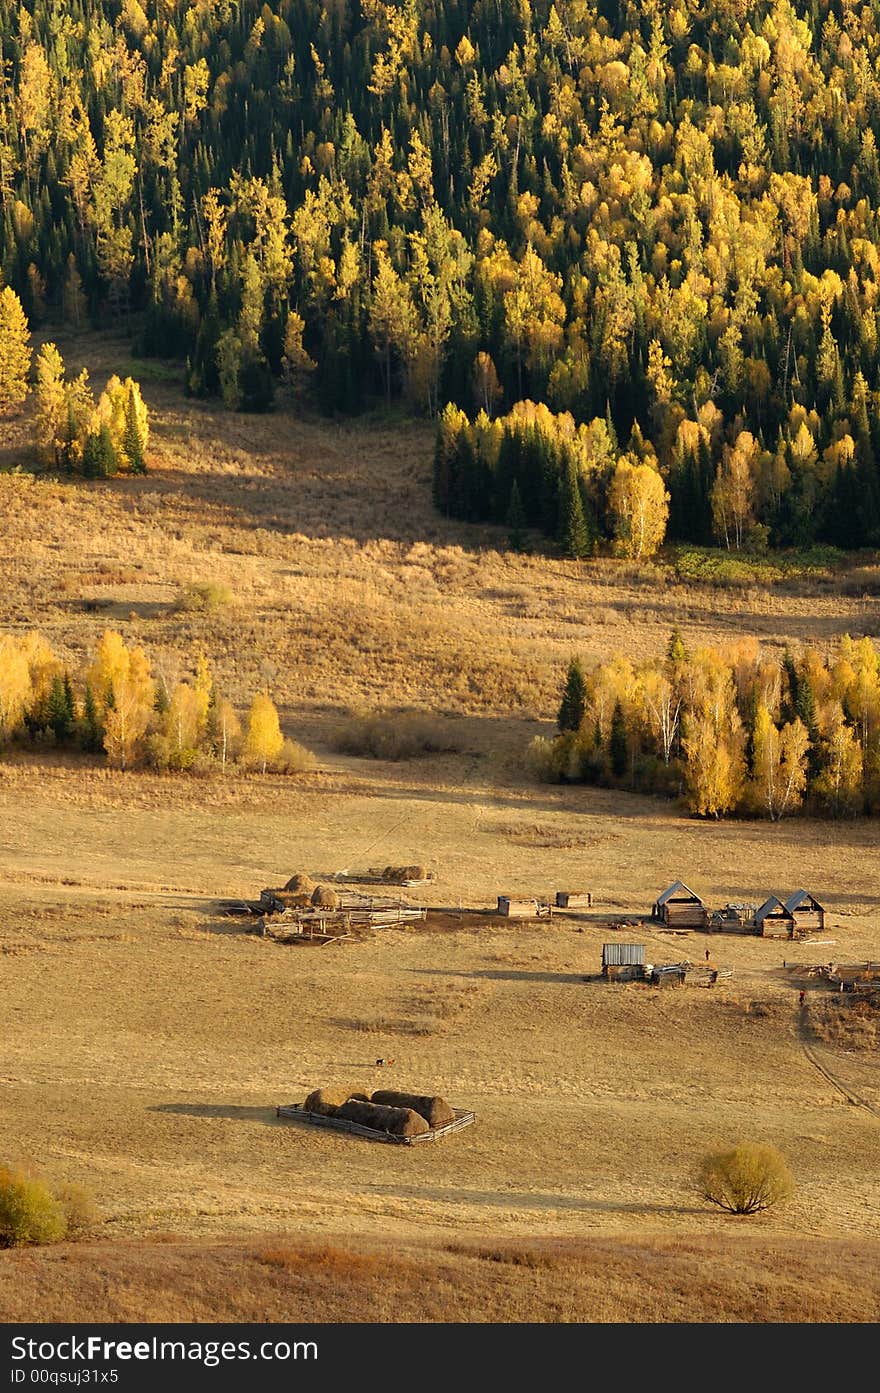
[311,885,340,909]
[302,1087,361,1116]
[279,873,316,906]
[380,865,434,884]
[335,1099,429,1137]
[371,1091,455,1128]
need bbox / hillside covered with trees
[534,631,880,818]
[4,0,880,548]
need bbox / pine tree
[557,658,587,732]
[46,674,73,743]
[82,425,119,478]
[506,479,527,551]
[557,458,589,558]
[80,684,102,753]
[667,627,687,665]
[121,380,148,472]
[610,700,628,778]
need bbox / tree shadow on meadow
[149,1103,282,1123]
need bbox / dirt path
[799,1005,880,1120]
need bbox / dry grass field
[1,332,879,1322]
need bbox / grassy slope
[1,332,879,1322]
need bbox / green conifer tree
[506,479,527,551]
[557,658,587,732]
[557,458,589,558]
[610,700,628,778]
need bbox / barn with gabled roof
[782,890,825,936]
[754,894,792,938]
[652,881,707,929]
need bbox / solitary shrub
[56,1182,100,1238]
[698,1143,794,1215]
[273,736,317,774]
[174,582,232,613]
[0,1166,67,1247]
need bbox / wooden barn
[783,890,825,936]
[602,942,646,980]
[754,895,792,938]
[652,881,707,929]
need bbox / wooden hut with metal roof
[782,890,825,936]
[652,881,707,929]
[754,894,793,938]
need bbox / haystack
[371,1091,455,1128]
[284,873,315,893]
[311,885,340,909]
[303,1087,360,1116]
[335,1099,429,1137]
[381,864,432,884]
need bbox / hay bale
[371,1091,455,1128]
[284,873,315,893]
[311,885,340,909]
[335,1099,429,1137]
[381,864,432,883]
[303,1087,360,1116]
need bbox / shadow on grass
[149,1103,282,1123]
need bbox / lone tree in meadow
[698,1143,794,1215]
[243,692,284,773]
[0,287,32,415]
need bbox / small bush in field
[56,1182,100,1238]
[272,737,317,773]
[0,1167,67,1247]
[698,1143,794,1215]
[174,581,232,613]
[332,708,460,761]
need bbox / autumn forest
[3,0,880,557]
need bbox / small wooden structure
[497,896,553,919]
[828,962,880,991]
[276,1102,475,1145]
[783,890,825,936]
[602,942,646,980]
[653,881,707,929]
[709,902,759,933]
[555,891,592,909]
[650,963,687,987]
[754,894,792,938]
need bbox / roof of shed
[656,880,702,906]
[783,889,823,913]
[754,895,788,922]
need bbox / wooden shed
[754,895,793,938]
[497,896,552,919]
[602,942,646,980]
[652,881,707,929]
[555,891,592,909]
[783,890,825,936]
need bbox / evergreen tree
[557,458,589,559]
[46,674,74,743]
[82,425,119,478]
[667,627,687,665]
[557,658,587,732]
[610,700,628,778]
[80,684,102,753]
[506,479,527,551]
